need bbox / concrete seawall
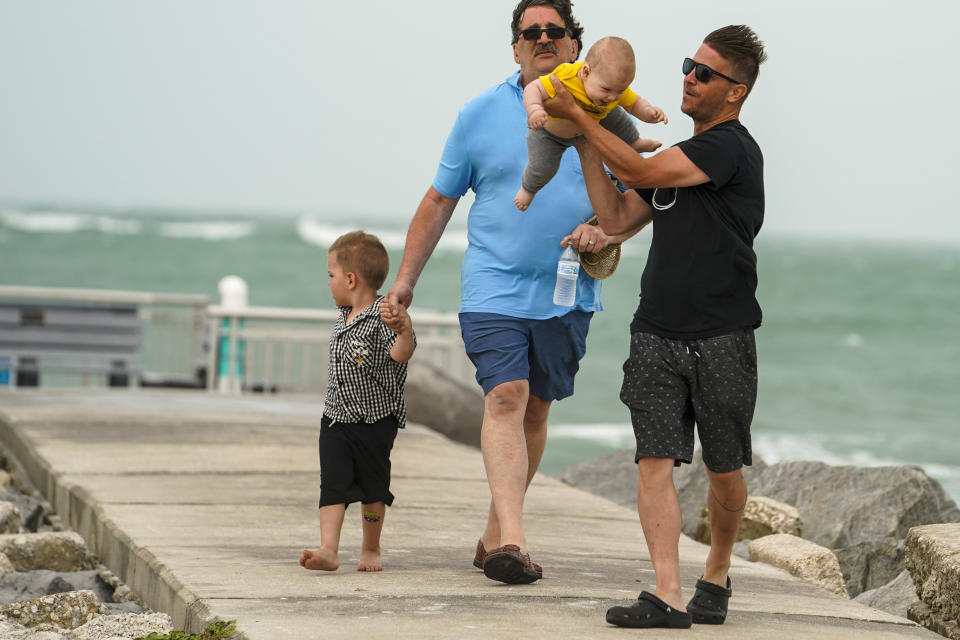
[0,390,941,639]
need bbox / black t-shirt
[632,119,764,338]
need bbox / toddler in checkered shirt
[300,231,415,573]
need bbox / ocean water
[2,204,959,502]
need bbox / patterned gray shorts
[620,329,757,473]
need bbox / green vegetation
[137,619,237,640]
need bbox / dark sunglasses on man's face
[519,26,570,41]
[682,57,744,85]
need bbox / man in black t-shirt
[545,26,767,629]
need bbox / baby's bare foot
[514,188,534,211]
[357,549,382,572]
[300,548,339,571]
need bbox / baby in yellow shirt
[514,36,667,211]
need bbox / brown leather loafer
[472,538,486,569]
[482,544,540,584]
[474,539,542,577]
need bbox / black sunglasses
[682,57,744,85]
[519,26,570,41]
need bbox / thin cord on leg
[709,480,747,513]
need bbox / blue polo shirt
[433,71,602,319]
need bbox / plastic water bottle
[553,244,579,307]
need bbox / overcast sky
[1,1,958,243]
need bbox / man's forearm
[607,222,647,244]
[577,143,635,236]
[395,187,458,290]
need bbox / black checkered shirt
[324,297,411,428]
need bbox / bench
[0,302,142,387]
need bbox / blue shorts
[458,311,592,402]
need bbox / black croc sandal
[687,576,732,624]
[606,591,693,629]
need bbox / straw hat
[578,216,621,280]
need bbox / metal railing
[0,285,210,387]
[206,304,472,393]
[0,285,474,392]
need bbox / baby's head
[582,37,636,106]
[327,231,389,305]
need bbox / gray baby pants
[521,106,641,194]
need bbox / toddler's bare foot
[357,548,382,572]
[633,138,662,153]
[514,188,534,211]
[300,548,339,571]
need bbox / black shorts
[318,414,398,508]
[619,329,757,473]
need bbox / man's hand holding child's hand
[380,299,410,335]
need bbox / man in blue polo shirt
[385,0,635,584]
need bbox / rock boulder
[908,601,960,640]
[834,536,905,597]
[0,490,45,532]
[749,533,848,597]
[0,502,20,534]
[0,569,116,606]
[694,496,800,544]
[747,463,959,549]
[853,569,917,619]
[905,523,960,638]
[0,589,103,630]
[0,533,97,573]
[560,448,636,509]
[69,611,173,640]
[748,462,960,598]
[405,361,483,448]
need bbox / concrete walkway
[0,391,939,639]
